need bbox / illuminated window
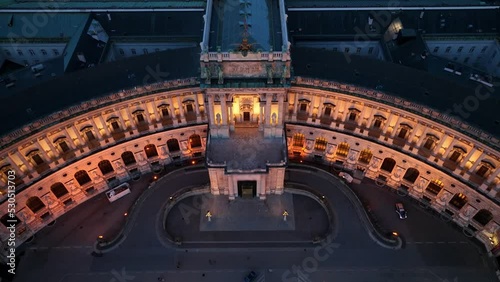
[476,161,494,178]
[314,137,327,151]
[27,150,45,166]
[448,147,466,163]
[189,134,202,148]
[292,133,305,147]
[167,139,180,152]
[449,193,467,210]
[425,180,443,195]
[358,149,372,164]
[336,142,350,157]
[144,144,159,158]
[423,135,437,150]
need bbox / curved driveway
[12,166,498,282]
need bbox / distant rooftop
[209,0,282,52]
[0,47,200,136]
[0,0,206,10]
[207,128,285,171]
[287,9,499,39]
[292,47,500,138]
[286,0,500,8]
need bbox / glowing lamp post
[283,210,289,222]
[206,211,212,222]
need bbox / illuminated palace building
[0,0,499,256]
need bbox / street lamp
[283,210,289,221]
[206,211,212,222]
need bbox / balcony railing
[161,117,174,127]
[368,128,382,138]
[34,162,50,174]
[392,136,407,147]
[443,159,459,171]
[86,139,101,151]
[185,112,197,123]
[111,130,126,141]
[319,116,333,126]
[468,173,486,186]
[417,146,433,158]
[61,150,76,162]
[297,112,308,121]
[343,121,357,131]
[137,122,149,133]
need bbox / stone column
[125,106,135,130]
[89,116,103,139]
[486,167,500,184]
[277,93,284,124]
[177,96,186,123]
[416,127,430,147]
[34,140,50,162]
[470,157,482,172]
[265,93,272,125]
[168,98,178,126]
[117,111,127,130]
[63,127,76,149]
[382,113,393,132]
[71,124,85,146]
[390,115,402,138]
[195,94,201,122]
[460,147,477,168]
[293,92,299,115]
[11,151,31,173]
[43,136,58,157]
[221,95,228,125]
[442,139,455,158]
[99,115,111,136]
[365,107,375,128]
[407,123,421,144]
[208,94,215,125]
[150,100,160,122]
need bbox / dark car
[395,203,407,219]
[244,271,257,282]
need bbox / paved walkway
[165,192,329,243]
[199,193,296,231]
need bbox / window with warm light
[336,142,350,157]
[426,180,444,195]
[292,133,305,147]
[314,137,327,151]
[358,149,373,164]
[449,193,467,210]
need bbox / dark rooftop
[0,47,200,136]
[286,0,500,8]
[292,47,500,138]
[207,128,285,171]
[94,12,204,39]
[209,0,283,52]
[287,9,499,39]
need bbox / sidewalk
[164,192,330,245]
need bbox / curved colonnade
[0,76,498,253]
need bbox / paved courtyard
[165,192,329,243]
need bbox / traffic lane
[288,170,374,246]
[351,182,497,272]
[352,181,473,244]
[121,170,210,249]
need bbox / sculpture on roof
[204,65,211,84]
[217,64,224,84]
[266,65,273,84]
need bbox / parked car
[395,203,407,219]
[244,271,257,282]
[339,172,353,183]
